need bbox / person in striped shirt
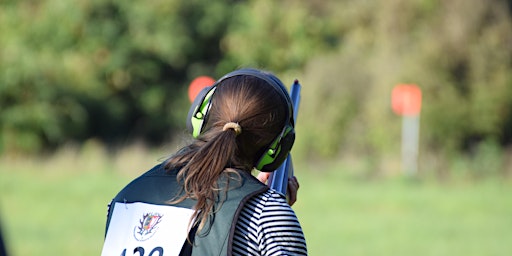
[102,68,307,256]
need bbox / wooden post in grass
[392,84,422,175]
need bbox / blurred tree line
[1,0,512,171]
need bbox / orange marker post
[188,76,215,102]
[392,84,422,175]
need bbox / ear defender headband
[186,68,295,172]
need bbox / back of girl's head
[166,69,293,232]
[203,73,290,168]
[170,69,293,171]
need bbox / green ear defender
[187,87,217,138]
[254,125,295,171]
[186,68,295,172]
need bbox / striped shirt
[232,189,308,255]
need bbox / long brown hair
[165,73,288,231]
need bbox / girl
[102,68,307,256]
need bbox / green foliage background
[1,0,512,177]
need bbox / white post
[402,115,420,175]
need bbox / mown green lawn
[1,155,511,256]
[294,167,512,255]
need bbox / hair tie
[222,122,242,136]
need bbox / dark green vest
[105,163,268,256]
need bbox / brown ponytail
[165,74,287,232]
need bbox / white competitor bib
[101,202,194,256]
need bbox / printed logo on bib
[134,213,163,241]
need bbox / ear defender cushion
[186,86,216,137]
[256,126,295,172]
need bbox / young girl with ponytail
[101,68,307,256]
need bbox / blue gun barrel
[268,79,301,196]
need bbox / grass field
[1,147,512,255]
